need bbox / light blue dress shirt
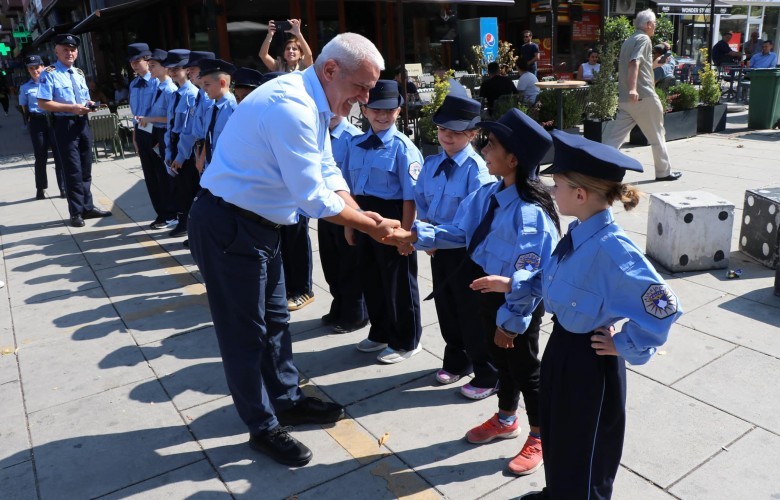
[750,51,777,69]
[165,80,198,164]
[129,71,158,125]
[344,124,423,200]
[19,79,45,114]
[413,181,559,333]
[414,145,494,225]
[330,118,363,176]
[149,78,177,129]
[36,61,90,116]
[202,92,237,169]
[199,67,347,225]
[505,208,682,365]
[178,88,210,161]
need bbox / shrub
[604,16,633,46]
[698,48,722,106]
[586,41,619,121]
[656,87,671,113]
[418,70,453,144]
[468,41,518,75]
[652,14,674,46]
[538,89,583,129]
[667,83,699,112]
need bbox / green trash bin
[748,68,780,129]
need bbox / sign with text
[573,14,601,42]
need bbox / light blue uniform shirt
[202,93,237,169]
[36,61,90,116]
[129,72,158,125]
[505,208,682,365]
[19,79,46,114]
[149,78,177,129]
[414,145,493,225]
[750,51,778,69]
[344,124,423,200]
[178,88,210,161]
[414,181,559,333]
[199,67,348,225]
[165,80,199,164]
[330,118,363,176]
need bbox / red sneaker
[466,413,520,444]
[507,435,543,476]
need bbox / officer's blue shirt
[203,92,237,169]
[178,88,211,161]
[505,208,682,365]
[330,118,363,176]
[199,66,348,225]
[129,71,158,125]
[37,61,90,116]
[414,145,493,225]
[344,124,423,200]
[149,78,177,129]
[414,181,559,334]
[20,79,45,114]
[165,80,198,164]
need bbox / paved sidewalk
[1,102,779,499]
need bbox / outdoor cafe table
[534,80,587,130]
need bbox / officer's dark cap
[233,67,264,88]
[365,79,403,110]
[149,49,168,62]
[198,58,236,78]
[540,130,643,182]
[25,55,44,67]
[55,34,80,48]
[127,43,151,61]
[163,49,190,68]
[183,51,216,69]
[476,109,552,176]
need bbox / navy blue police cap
[25,55,44,67]
[433,95,481,131]
[198,58,236,78]
[366,79,403,110]
[127,43,151,62]
[477,109,552,176]
[163,49,190,68]
[260,71,286,85]
[233,67,264,88]
[149,49,167,62]
[540,130,643,182]
[54,34,80,48]
[183,51,215,69]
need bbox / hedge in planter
[630,83,699,145]
[697,48,727,133]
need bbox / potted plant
[697,48,727,133]
[630,83,699,145]
[417,69,452,156]
[583,41,619,142]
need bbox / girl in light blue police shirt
[473,131,682,500]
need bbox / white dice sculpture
[647,191,735,272]
[739,188,780,269]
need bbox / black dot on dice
[657,222,663,236]
[714,250,725,262]
[684,213,694,223]
[680,254,689,266]
[718,211,728,221]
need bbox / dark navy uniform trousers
[136,126,177,221]
[188,190,303,433]
[28,113,66,193]
[317,219,366,324]
[540,317,627,500]
[281,217,314,298]
[53,115,93,216]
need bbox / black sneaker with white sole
[249,426,312,467]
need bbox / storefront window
[763,6,780,45]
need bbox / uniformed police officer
[19,54,66,200]
[37,34,111,227]
[232,67,263,104]
[195,59,237,174]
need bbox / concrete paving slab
[622,372,753,488]
[94,254,201,299]
[5,251,100,306]
[29,381,204,499]
[71,225,159,271]
[613,467,675,500]
[101,459,230,498]
[673,347,780,434]
[0,460,37,500]
[0,381,31,469]
[184,397,364,498]
[669,427,780,500]
[0,218,71,246]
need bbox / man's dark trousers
[136,126,176,221]
[53,115,93,216]
[28,114,66,193]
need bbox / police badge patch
[515,252,541,271]
[642,284,678,319]
[408,161,422,181]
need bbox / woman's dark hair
[516,175,561,235]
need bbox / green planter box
[583,119,618,143]
[697,104,727,133]
[629,109,697,145]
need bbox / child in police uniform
[195,59,237,174]
[388,109,560,476]
[473,131,682,499]
[413,94,498,398]
[345,80,424,364]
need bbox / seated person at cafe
[742,31,763,62]
[480,61,518,116]
[652,43,677,88]
[395,66,420,102]
[515,59,540,105]
[712,31,742,67]
[748,40,777,68]
[576,49,601,84]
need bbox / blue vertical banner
[480,17,499,63]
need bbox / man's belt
[205,190,282,229]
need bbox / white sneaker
[377,344,422,364]
[356,338,388,352]
[0,280,4,289]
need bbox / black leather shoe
[169,223,187,238]
[59,191,66,199]
[36,189,45,200]
[83,207,112,219]
[276,397,346,426]
[321,313,337,325]
[655,172,682,181]
[249,426,312,467]
[333,319,369,334]
[182,239,189,248]
[70,215,85,227]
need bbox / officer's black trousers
[28,114,66,193]
[317,219,366,324]
[53,115,93,216]
[355,195,422,352]
[431,249,497,388]
[136,127,176,221]
[174,157,200,225]
[280,216,313,297]
[477,272,542,425]
[540,317,626,500]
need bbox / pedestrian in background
[259,19,313,73]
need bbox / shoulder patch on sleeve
[515,252,541,271]
[408,161,422,181]
[75,68,84,76]
[642,284,678,319]
[45,66,55,73]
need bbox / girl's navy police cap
[433,95,481,131]
[541,130,643,182]
[366,80,403,110]
[476,109,553,175]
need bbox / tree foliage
[697,49,722,106]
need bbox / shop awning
[71,0,164,34]
[30,23,76,49]
[369,0,516,4]
[654,0,732,15]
